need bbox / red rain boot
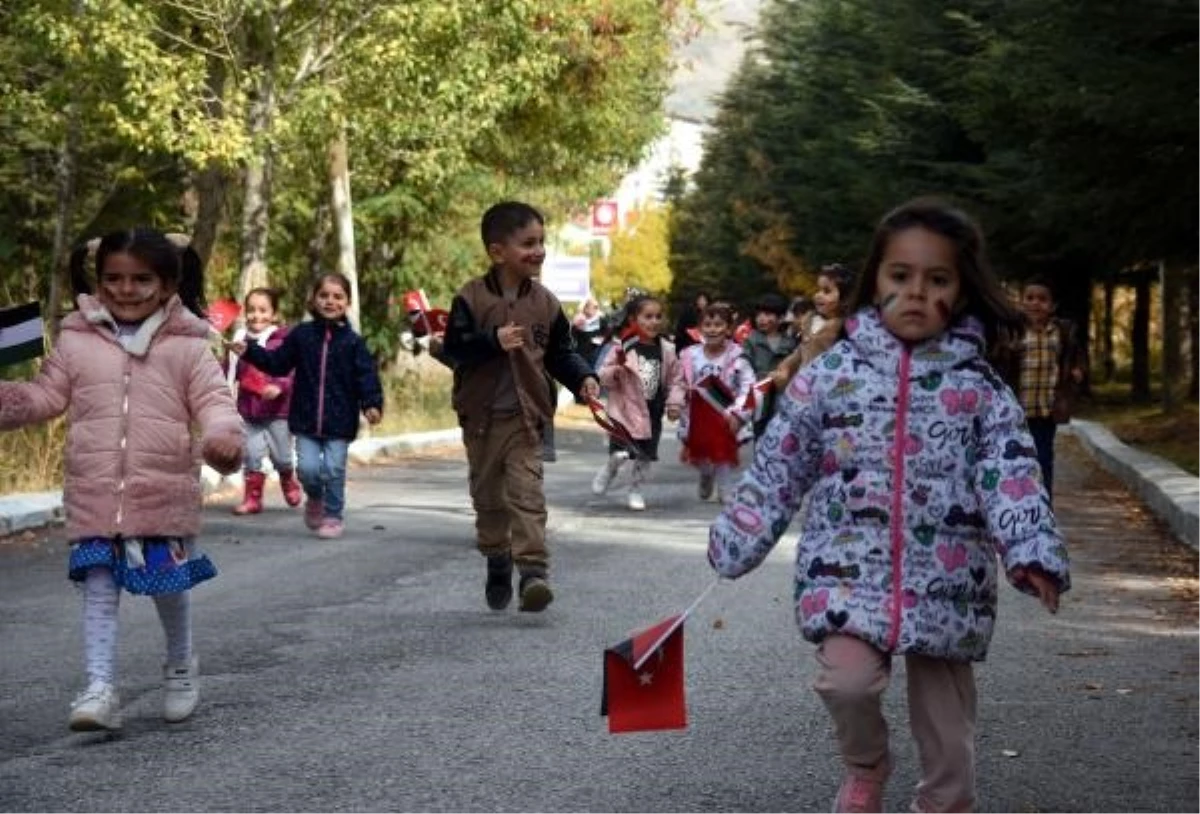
[278,468,303,508]
[232,471,266,515]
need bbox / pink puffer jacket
[0,294,244,540]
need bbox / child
[0,228,244,731]
[668,303,755,503]
[741,292,799,380]
[1013,275,1085,501]
[235,272,384,540]
[442,201,598,613]
[592,294,682,512]
[226,287,301,514]
[709,197,1070,813]
[772,262,855,387]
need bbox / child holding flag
[667,303,755,503]
[710,198,1069,813]
[591,293,682,512]
[442,201,598,613]
[0,228,244,731]
[225,287,301,515]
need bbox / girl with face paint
[709,198,1069,813]
[0,228,244,733]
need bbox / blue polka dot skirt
[68,536,217,595]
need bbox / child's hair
[755,293,788,316]
[702,303,735,327]
[622,293,661,327]
[818,263,855,308]
[68,228,206,318]
[480,201,544,247]
[245,286,282,313]
[790,295,813,317]
[846,197,1022,346]
[1021,274,1057,300]
[307,272,353,320]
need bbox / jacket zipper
[114,366,132,530]
[317,326,331,437]
[886,346,912,651]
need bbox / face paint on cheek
[879,293,899,313]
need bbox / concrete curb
[0,428,465,537]
[1064,419,1198,551]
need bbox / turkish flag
[411,308,449,337]
[601,614,687,733]
[401,290,430,313]
[206,299,241,333]
[733,319,752,345]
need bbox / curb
[0,428,464,537]
[1065,419,1199,551]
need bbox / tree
[593,206,673,303]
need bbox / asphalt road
[0,428,1196,812]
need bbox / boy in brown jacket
[443,201,599,613]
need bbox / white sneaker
[69,682,121,731]
[592,455,624,495]
[627,491,646,511]
[163,655,200,723]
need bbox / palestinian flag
[618,324,642,355]
[0,302,45,367]
[685,374,739,466]
[742,377,775,425]
[601,614,687,733]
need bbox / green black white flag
[0,302,45,366]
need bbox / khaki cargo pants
[464,414,548,574]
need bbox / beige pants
[464,414,548,573]
[813,635,977,813]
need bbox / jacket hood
[65,294,213,356]
[843,306,985,376]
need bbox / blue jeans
[1026,417,1058,502]
[295,435,349,520]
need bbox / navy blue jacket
[240,318,384,440]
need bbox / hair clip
[164,232,192,249]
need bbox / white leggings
[82,568,192,686]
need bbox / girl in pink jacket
[591,294,682,511]
[0,228,244,734]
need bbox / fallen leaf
[1084,681,1103,691]
[712,618,725,629]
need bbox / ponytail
[176,244,206,318]
[67,238,101,301]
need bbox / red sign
[591,200,619,235]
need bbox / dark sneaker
[518,574,554,613]
[485,554,514,611]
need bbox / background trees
[669,0,1197,400]
[0,0,694,359]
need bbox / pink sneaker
[303,497,323,530]
[834,775,884,813]
[316,518,344,539]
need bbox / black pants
[1026,417,1058,501]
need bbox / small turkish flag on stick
[600,579,719,734]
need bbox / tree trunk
[1131,271,1152,402]
[307,203,330,280]
[328,130,360,328]
[238,74,275,299]
[1188,268,1199,401]
[191,54,229,271]
[1160,262,1183,412]
[1102,275,1115,382]
[48,122,79,340]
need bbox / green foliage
[669,0,1197,312]
[593,206,673,302]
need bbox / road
[1,428,1196,812]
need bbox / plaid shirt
[1019,322,1060,418]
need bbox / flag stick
[632,576,722,671]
